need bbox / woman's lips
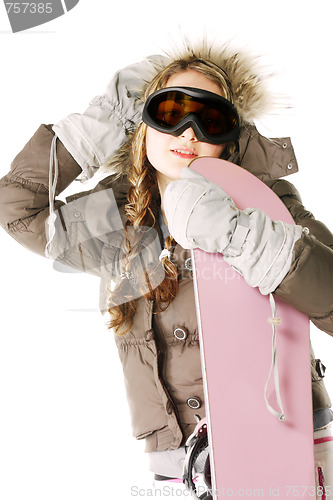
[171,149,198,159]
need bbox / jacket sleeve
[0,126,165,293]
[0,124,130,277]
[268,179,333,336]
[0,124,82,258]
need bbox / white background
[0,1,332,499]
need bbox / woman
[0,42,332,494]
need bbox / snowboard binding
[183,415,212,500]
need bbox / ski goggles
[142,86,240,145]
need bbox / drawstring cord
[264,293,286,422]
[45,135,59,258]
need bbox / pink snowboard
[190,158,315,498]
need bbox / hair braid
[107,54,238,334]
[107,125,179,335]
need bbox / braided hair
[107,56,235,335]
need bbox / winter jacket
[0,123,332,452]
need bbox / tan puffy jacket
[0,123,332,452]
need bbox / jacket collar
[228,124,299,182]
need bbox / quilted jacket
[0,123,332,452]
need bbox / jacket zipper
[317,466,326,500]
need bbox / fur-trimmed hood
[53,39,283,182]
[141,39,275,125]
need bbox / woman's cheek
[201,143,226,158]
[145,127,163,169]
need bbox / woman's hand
[53,55,168,179]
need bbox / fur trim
[101,38,284,176]
[150,38,278,125]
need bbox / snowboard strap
[264,293,286,422]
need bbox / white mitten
[53,55,168,179]
[164,167,303,294]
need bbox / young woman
[0,42,332,495]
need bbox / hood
[146,38,278,126]
[102,39,289,179]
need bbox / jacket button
[74,211,81,218]
[287,163,293,170]
[184,258,193,271]
[174,327,188,340]
[187,397,202,409]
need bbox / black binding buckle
[183,416,212,499]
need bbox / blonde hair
[107,56,236,334]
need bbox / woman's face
[145,70,226,189]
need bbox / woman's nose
[179,126,198,141]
